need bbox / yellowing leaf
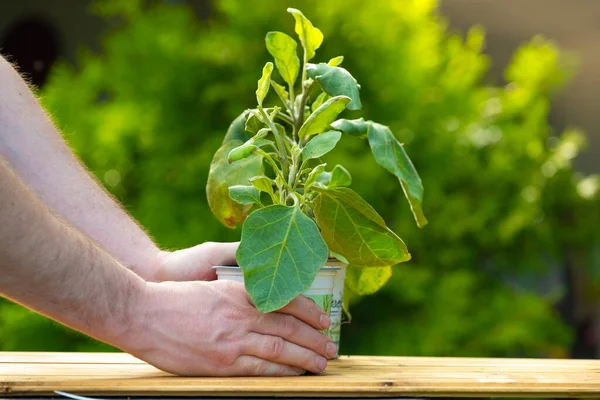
[298,95,350,138]
[313,187,411,267]
[287,8,323,61]
[265,31,300,86]
[256,62,274,106]
[345,266,392,295]
[328,56,344,66]
[207,143,263,229]
[270,80,289,104]
[207,114,264,229]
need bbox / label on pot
[328,266,346,353]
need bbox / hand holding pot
[152,242,239,282]
[124,279,337,376]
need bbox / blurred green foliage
[2,0,599,357]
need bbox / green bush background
[1,0,599,357]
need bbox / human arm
[0,56,217,281]
[0,156,336,375]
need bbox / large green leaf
[345,266,392,295]
[265,32,300,87]
[237,205,329,312]
[287,8,323,61]
[367,123,428,228]
[298,96,350,139]
[330,118,369,138]
[306,63,362,110]
[256,62,273,106]
[302,130,341,160]
[313,187,410,267]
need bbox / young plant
[207,8,427,313]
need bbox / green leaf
[302,130,341,160]
[250,176,275,199]
[207,143,263,229]
[245,113,264,134]
[229,185,263,206]
[306,63,362,110]
[313,187,411,267]
[329,165,352,187]
[316,171,332,186]
[298,96,350,139]
[228,142,257,163]
[305,163,327,190]
[237,205,329,312]
[330,118,369,138]
[265,32,300,87]
[270,80,289,105]
[287,8,323,61]
[328,56,344,67]
[345,266,392,295]
[256,62,274,106]
[311,92,330,112]
[367,123,428,228]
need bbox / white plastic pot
[214,261,346,357]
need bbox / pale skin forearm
[0,156,334,376]
[0,57,161,280]
[0,156,145,348]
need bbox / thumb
[201,241,239,267]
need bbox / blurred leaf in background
[2,0,599,357]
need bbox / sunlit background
[1,0,600,359]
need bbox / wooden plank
[2,352,600,398]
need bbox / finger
[279,295,331,331]
[243,332,327,374]
[229,355,304,376]
[251,312,336,359]
[202,241,239,266]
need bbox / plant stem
[256,106,289,179]
[294,80,316,139]
[288,83,296,120]
[276,112,294,126]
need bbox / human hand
[122,279,337,376]
[152,242,238,282]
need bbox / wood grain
[2,352,600,397]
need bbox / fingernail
[316,356,327,372]
[320,314,331,329]
[326,342,337,358]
